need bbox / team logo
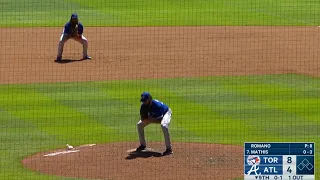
[247,155,261,166]
[246,155,261,175]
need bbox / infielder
[136,92,173,155]
[56,13,91,61]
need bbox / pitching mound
[22,142,243,180]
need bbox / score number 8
[287,157,292,163]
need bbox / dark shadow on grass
[125,150,163,160]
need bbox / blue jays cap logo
[140,92,151,102]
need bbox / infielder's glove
[140,104,149,120]
[70,24,79,37]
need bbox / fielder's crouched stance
[136,92,173,155]
[56,13,91,61]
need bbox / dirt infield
[0,26,319,84]
[4,26,318,179]
[22,142,243,180]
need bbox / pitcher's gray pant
[137,108,172,149]
[57,34,88,58]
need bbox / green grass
[1,0,320,27]
[0,74,319,179]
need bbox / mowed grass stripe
[70,0,320,26]
[165,77,292,143]
[0,86,117,144]
[209,75,320,135]
[1,0,320,26]
[0,111,71,180]
[34,83,131,142]
[0,0,115,27]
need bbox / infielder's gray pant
[57,33,88,58]
[137,108,172,149]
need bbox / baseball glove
[140,104,149,120]
[70,24,78,37]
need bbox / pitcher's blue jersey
[141,99,169,120]
[63,22,84,35]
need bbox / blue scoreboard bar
[244,142,315,180]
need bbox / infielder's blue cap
[140,92,151,102]
[71,13,78,19]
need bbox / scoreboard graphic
[244,142,315,180]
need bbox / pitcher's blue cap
[140,92,152,102]
[71,13,78,19]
